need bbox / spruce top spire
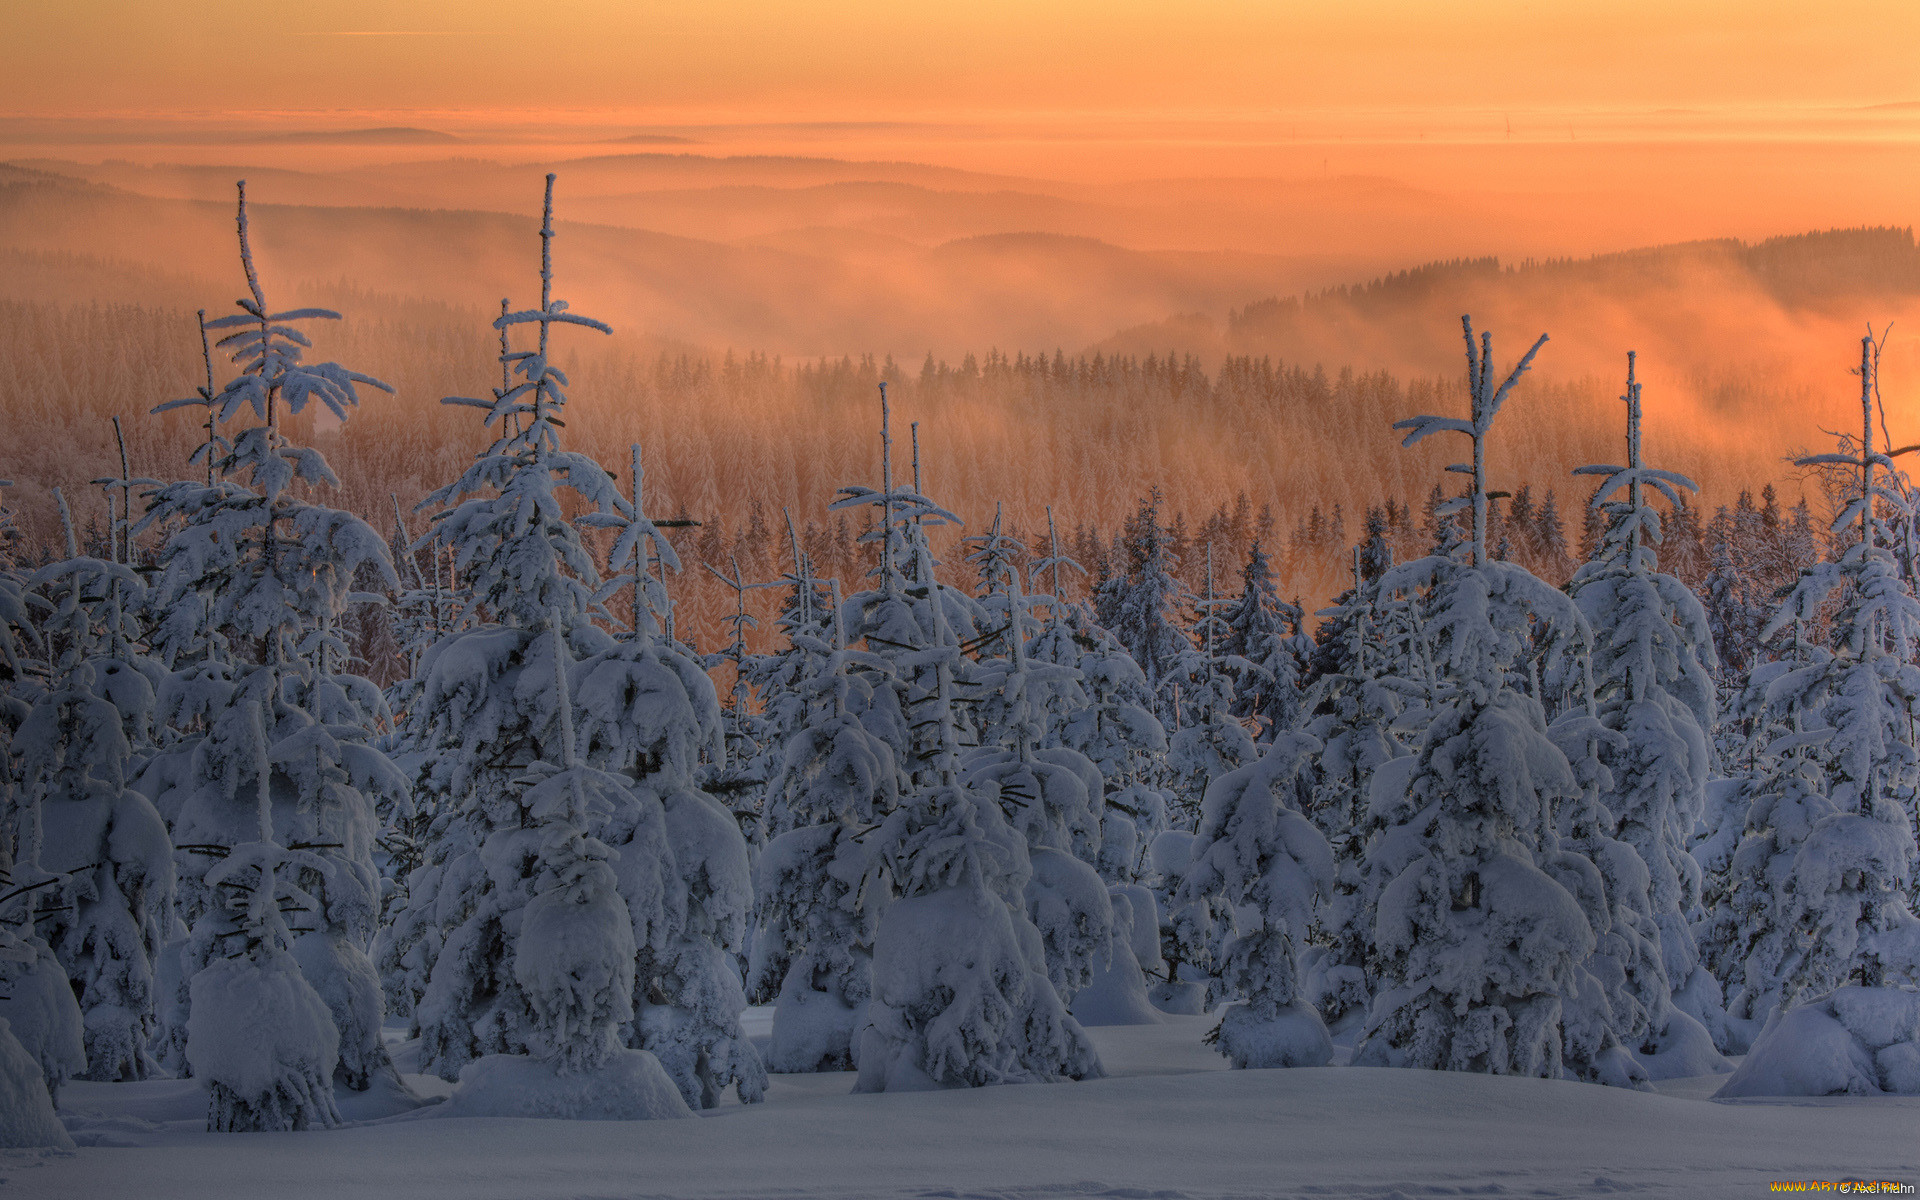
[1393,315,1547,567]
[196,181,392,433]
[1573,352,1700,578]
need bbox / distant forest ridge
[1230,226,1920,334]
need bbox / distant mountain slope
[1092,227,1920,390]
[0,168,1328,358]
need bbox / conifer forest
[5,28,1920,1192]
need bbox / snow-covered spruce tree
[1352,318,1599,1078]
[1220,539,1309,745]
[741,510,841,775]
[1539,712,1659,1088]
[0,489,89,1104]
[132,182,401,1121]
[856,717,1103,1089]
[961,507,1114,1008]
[751,580,899,1071]
[1750,332,1920,1001]
[1105,490,1192,729]
[1705,650,1839,1047]
[1298,546,1408,1031]
[184,775,343,1131]
[583,435,764,1105]
[0,803,89,1106]
[851,475,1100,1090]
[391,180,761,1109]
[0,789,82,1148]
[830,389,988,777]
[371,498,457,944]
[16,530,175,1082]
[1177,730,1335,1067]
[1026,513,1171,881]
[701,552,776,834]
[1564,353,1731,1069]
[584,445,766,1110]
[446,620,690,1120]
[1165,544,1258,824]
[381,176,630,1076]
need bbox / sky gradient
[9,1,1920,121]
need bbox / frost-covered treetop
[830,384,963,602]
[1028,508,1086,616]
[1769,332,1920,667]
[424,174,629,633]
[140,184,398,665]
[591,442,684,643]
[1382,317,1586,706]
[963,503,1024,601]
[1393,316,1547,569]
[1564,353,1714,717]
[194,182,392,429]
[1571,352,1701,579]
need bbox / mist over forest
[1,148,1914,657]
[10,3,1920,1186]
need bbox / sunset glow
[8,4,1920,1191]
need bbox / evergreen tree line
[0,279,1841,670]
[4,178,1918,1145]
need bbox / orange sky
[8,0,1920,121]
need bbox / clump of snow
[1071,886,1164,1027]
[187,952,341,1131]
[442,1047,693,1120]
[856,852,1100,1092]
[1636,1006,1729,1082]
[1211,997,1332,1069]
[0,1016,73,1148]
[1715,986,1920,1097]
[0,934,86,1101]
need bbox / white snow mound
[443,1048,695,1120]
[0,1016,74,1149]
[1715,986,1920,1098]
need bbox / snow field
[11,1014,1918,1200]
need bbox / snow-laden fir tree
[0,490,91,1114]
[132,182,401,1123]
[855,689,1103,1090]
[1219,539,1309,744]
[1298,546,1408,1031]
[183,778,343,1130]
[584,440,767,1109]
[372,498,457,942]
[846,413,1102,1091]
[750,580,899,1071]
[1745,332,1920,1002]
[389,180,761,1109]
[1176,730,1335,1067]
[0,792,89,1105]
[1165,544,1258,823]
[376,173,630,1076]
[445,620,690,1120]
[1564,353,1732,1068]
[829,395,989,779]
[1700,644,1840,1048]
[1541,712,1661,1088]
[740,511,842,773]
[16,522,175,1082]
[700,552,776,835]
[1026,513,1171,882]
[1352,318,1599,1078]
[1100,490,1191,729]
[961,507,1114,1007]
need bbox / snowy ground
[9,1011,1918,1200]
